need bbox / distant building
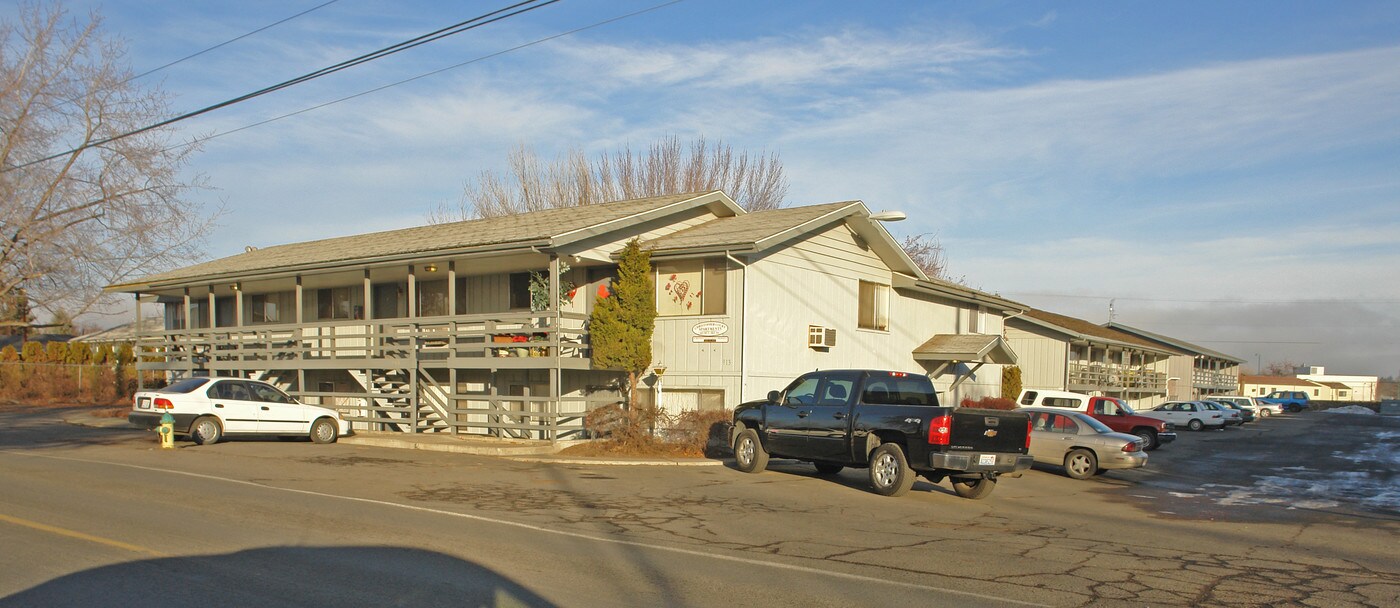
[70,318,163,344]
[1239,375,1326,399]
[1294,366,1378,402]
[0,334,73,352]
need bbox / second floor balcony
[1193,368,1239,390]
[1068,362,1167,393]
[134,311,590,374]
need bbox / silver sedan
[1017,407,1148,479]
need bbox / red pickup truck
[1016,389,1177,450]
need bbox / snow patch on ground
[1320,405,1377,415]
[1200,430,1399,512]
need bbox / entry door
[805,372,859,461]
[206,380,262,433]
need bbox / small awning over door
[913,334,1017,365]
[912,334,1018,391]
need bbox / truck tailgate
[949,408,1029,453]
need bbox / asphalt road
[0,405,1396,607]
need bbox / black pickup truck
[730,370,1033,499]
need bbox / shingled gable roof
[644,201,860,253]
[644,200,1025,312]
[1016,308,1177,355]
[108,191,734,292]
[912,334,1018,365]
[1240,375,1323,388]
[1105,322,1246,363]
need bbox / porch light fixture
[424,264,438,273]
[230,282,241,291]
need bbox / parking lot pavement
[6,405,1399,607]
[1101,411,1400,523]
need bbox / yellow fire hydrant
[158,413,175,449]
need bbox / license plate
[978,454,996,466]
[138,397,151,410]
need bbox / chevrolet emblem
[983,429,998,438]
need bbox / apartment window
[656,259,726,317]
[858,280,889,331]
[250,291,294,324]
[186,300,209,329]
[417,280,448,317]
[316,287,363,320]
[509,272,532,310]
[372,282,406,319]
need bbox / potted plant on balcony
[528,261,576,313]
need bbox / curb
[505,456,726,466]
[338,435,558,456]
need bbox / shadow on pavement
[0,545,555,608]
[0,405,144,451]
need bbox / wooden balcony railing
[133,311,590,372]
[1193,369,1239,390]
[1067,362,1167,393]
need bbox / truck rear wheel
[734,429,769,474]
[951,477,997,499]
[868,443,915,497]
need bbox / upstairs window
[250,291,294,324]
[316,287,363,320]
[656,259,726,316]
[858,280,889,331]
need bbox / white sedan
[129,377,351,445]
[1138,401,1227,431]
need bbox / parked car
[731,370,1034,499]
[1213,395,1280,417]
[1206,400,1255,423]
[129,377,352,445]
[1138,401,1227,431]
[1200,400,1244,426]
[1016,389,1176,450]
[1258,390,1311,413]
[1017,407,1148,479]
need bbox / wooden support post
[407,264,417,320]
[135,292,144,390]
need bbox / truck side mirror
[767,390,781,404]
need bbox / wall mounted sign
[691,321,729,336]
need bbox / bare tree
[899,232,964,283]
[1,2,213,329]
[431,136,788,221]
[1262,360,1302,376]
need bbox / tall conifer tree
[589,239,656,408]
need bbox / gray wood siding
[742,223,1004,404]
[648,259,743,410]
[1005,324,1069,391]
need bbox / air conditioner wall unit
[808,325,837,348]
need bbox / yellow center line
[0,512,165,557]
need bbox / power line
[129,1,342,82]
[5,0,561,173]
[1006,292,1400,305]
[159,1,683,152]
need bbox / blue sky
[17,0,1400,376]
